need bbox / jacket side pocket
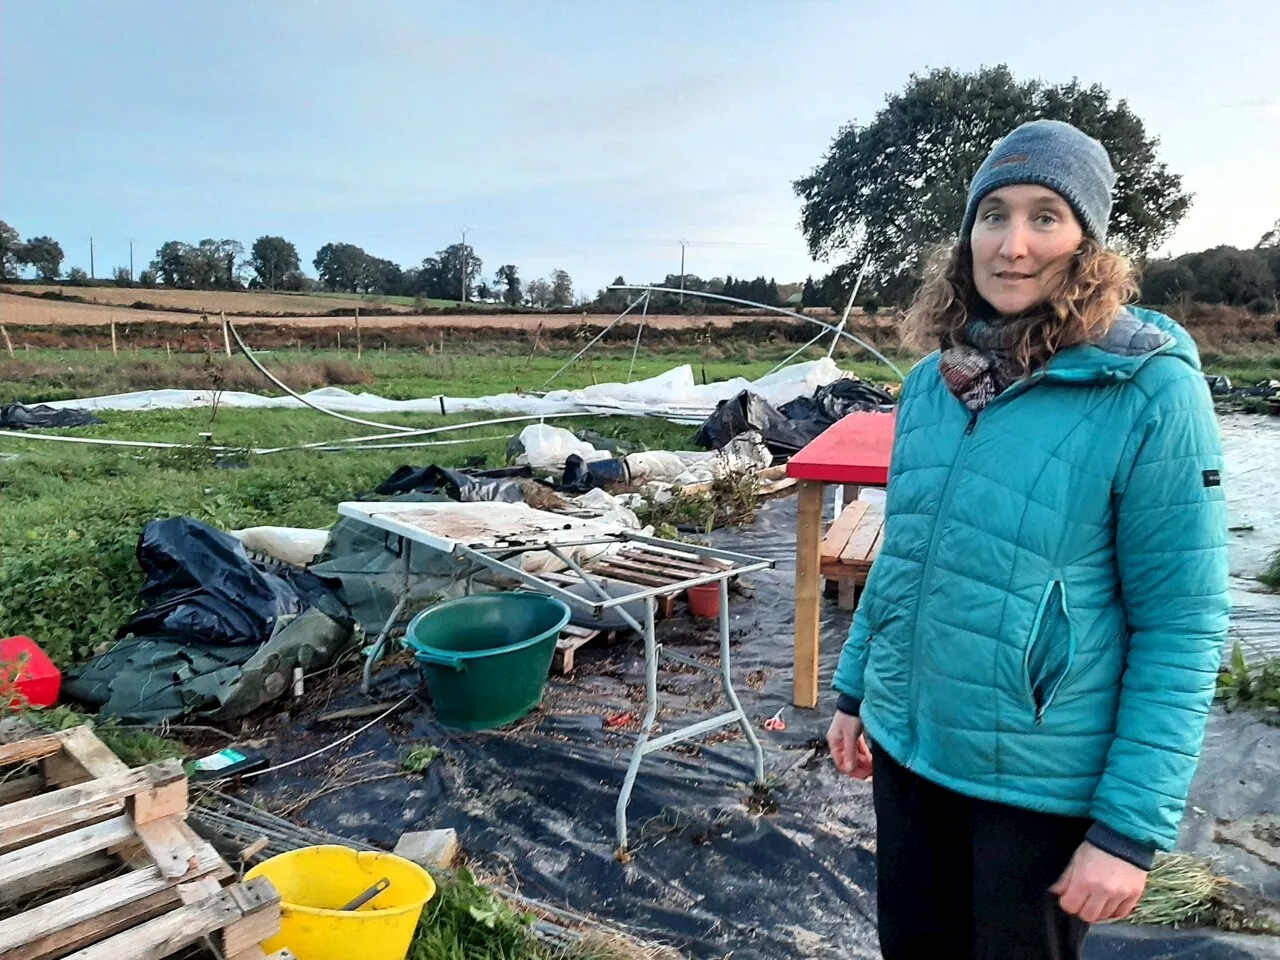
[1022,579,1076,723]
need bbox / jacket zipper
[903,380,1041,764]
[905,409,979,761]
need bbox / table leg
[361,539,412,695]
[615,595,659,853]
[721,578,765,783]
[793,479,823,708]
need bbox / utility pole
[89,237,95,279]
[678,240,688,306]
[459,226,470,304]
[128,240,134,281]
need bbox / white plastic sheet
[230,526,330,566]
[43,359,848,423]
[517,424,613,469]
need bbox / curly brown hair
[903,238,1139,374]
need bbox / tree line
[1140,222,1280,314]
[0,222,65,281]
[590,274,791,314]
[0,222,580,309]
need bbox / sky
[2,0,1277,297]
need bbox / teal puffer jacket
[834,307,1230,852]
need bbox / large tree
[495,264,522,306]
[795,65,1191,300]
[525,277,552,308]
[250,236,300,290]
[151,241,191,287]
[151,238,243,288]
[20,236,63,280]
[419,243,482,301]
[313,242,371,292]
[0,220,23,279]
[549,268,573,307]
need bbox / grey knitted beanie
[959,119,1117,244]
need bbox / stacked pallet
[544,543,735,673]
[0,723,290,960]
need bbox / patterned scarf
[938,316,1036,413]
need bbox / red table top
[785,410,896,486]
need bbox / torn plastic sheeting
[518,423,614,469]
[568,488,645,530]
[670,433,773,487]
[563,437,775,494]
[0,402,104,430]
[777,378,896,424]
[231,526,331,567]
[40,358,849,421]
[624,450,713,483]
[694,390,813,457]
[120,517,349,647]
[374,464,533,503]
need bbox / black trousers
[871,743,1091,960]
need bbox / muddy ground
[222,413,1279,959]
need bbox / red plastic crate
[1,636,62,709]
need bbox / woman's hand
[827,711,873,780]
[1050,842,1148,923]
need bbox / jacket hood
[1044,307,1200,383]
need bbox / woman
[827,119,1230,959]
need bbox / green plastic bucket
[405,593,571,731]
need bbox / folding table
[336,500,775,851]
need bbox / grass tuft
[1132,853,1279,934]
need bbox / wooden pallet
[553,624,605,674]
[0,724,284,960]
[818,501,885,610]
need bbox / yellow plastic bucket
[245,845,436,960]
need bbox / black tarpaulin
[0,402,104,430]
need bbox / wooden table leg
[793,479,824,708]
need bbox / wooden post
[793,479,824,708]
[354,306,361,360]
[0,325,13,359]
[336,331,341,353]
[526,320,543,368]
[439,330,444,355]
[166,341,171,359]
[221,311,232,358]
[111,320,118,357]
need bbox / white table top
[336,500,625,552]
